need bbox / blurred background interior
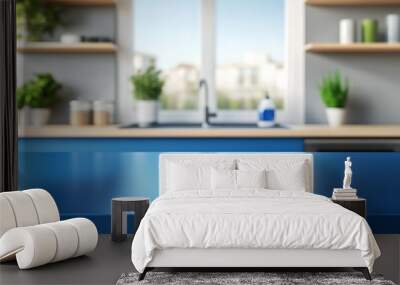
[12,1,400,282]
[15,0,400,129]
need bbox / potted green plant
[16,86,29,127]
[130,66,164,127]
[16,0,62,42]
[319,71,349,127]
[17,73,62,126]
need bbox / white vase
[326,108,346,127]
[18,107,30,127]
[30,108,51,126]
[340,19,356,44]
[136,100,159,127]
[387,14,400,43]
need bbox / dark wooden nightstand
[332,198,366,218]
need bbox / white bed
[131,153,380,280]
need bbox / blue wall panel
[313,152,400,234]
[19,138,304,233]
[19,151,160,214]
[18,138,304,153]
[18,138,400,234]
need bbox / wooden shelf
[305,0,400,6]
[44,0,115,6]
[18,125,400,139]
[17,42,117,54]
[305,43,400,53]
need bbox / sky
[134,0,285,69]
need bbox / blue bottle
[257,93,275,128]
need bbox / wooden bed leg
[138,268,148,281]
[355,267,372,280]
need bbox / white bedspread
[131,190,380,273]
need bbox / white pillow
[266,165,306,191]
[237,169,267,189]
[166,160,235,192]
[211,169,267,190]
[211,168,236,190]
[237,158,309,191]
[167,163,210,191]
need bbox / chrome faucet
[199,79,217,128]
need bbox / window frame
[117,0,304,124]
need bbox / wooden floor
[0,235,133,285]
[1,235,398,285]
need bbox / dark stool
[111,197,149,242]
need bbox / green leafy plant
[17,73,62,109]
[130,66,165,101]
[16,0,62,41]
[16,89,26,109]
[319,71,349,108]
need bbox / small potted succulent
[17,73,62,126]
[130,66,164,127]
[319,71,349,127]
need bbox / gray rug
[116,272,396,285]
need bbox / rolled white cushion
[64,218,98,257]
[0,218,97,269]
[1,192,39,227]
[23,189,60,224]
[0,188,98,269]
[42,221,79,262]
[0,226,57,269]
[0,195,17,237]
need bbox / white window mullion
[201,0,217,113]
[116,0,135,124]
[283,0,305,124]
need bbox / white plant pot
[326,108,346,127]
[30,108,51,126]
[18,107,30,127]
[136,100,159,127]
[17,21,30,47]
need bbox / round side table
[111,197,149,242]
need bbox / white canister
[93,100,114,126]
[339,19,356,44]
[70,100,91,126]
[387,14,400,43]
[60,34,81,44]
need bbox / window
[121,0,304,124]
[134,0,201,111]
[216,0,285,111]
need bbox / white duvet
[131,190,380,273]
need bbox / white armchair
[0,189,98,269]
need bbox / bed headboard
[159,153,313,195]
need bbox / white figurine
[343,157,352,189]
